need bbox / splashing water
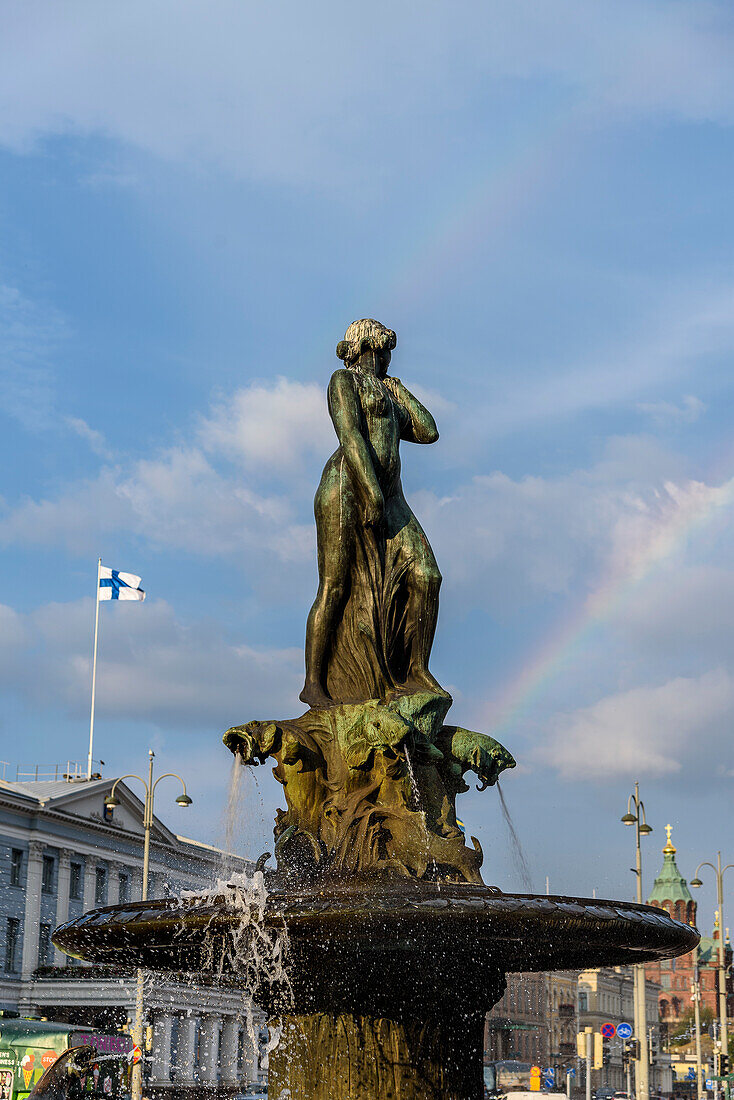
[403,744,421,811]
[185,869,291,1058]
[220,757,245,877]
[404,744,440,881]
[497,781,534,893]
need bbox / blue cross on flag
[99,566,145,601]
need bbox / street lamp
[690,853,733,1098]
[622,781,652,1100]
[106,750,192,1100]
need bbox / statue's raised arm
[382,375,439,445]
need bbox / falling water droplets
[497,781,534,893]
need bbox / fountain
[54,319,698,1099]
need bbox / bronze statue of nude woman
[300,318,449,709]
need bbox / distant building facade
[645,826,734,1033]
[0,766,266,1097]
[577,966,668,1095]
[485,972,547,1066]
[547,970,578,1066]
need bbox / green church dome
[647,825,693,906]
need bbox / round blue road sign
[601,1023,616,1039]
[617,1023,633,1040]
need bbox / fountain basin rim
[53,882,698,975]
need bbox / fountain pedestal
[271,1009,488,1100]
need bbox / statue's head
[336,318,396,377]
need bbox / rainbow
[486,473,734,737]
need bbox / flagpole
[87,557,102,781]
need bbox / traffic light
[649,1031,659,1065]
[720,1055,729,1077]
[593,1033,604,1070]
[628,1039,641,1060]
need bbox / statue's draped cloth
[325,520,421,703]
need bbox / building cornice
[0,793,233,874]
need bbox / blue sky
[1,0,734,924]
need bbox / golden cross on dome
[665,824,673,843]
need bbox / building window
[10,849,23,887]
[95,866,107,906]
[578,992,588,1012]
[119,874,129,904]
[37,924,52,968]
[41,855,55,894]
[69,863,82,900]
[4,918,20,973]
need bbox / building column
[199,1015,220,1086]
[21,841,44,980]
[53,849,72,965]
[82,855,97,911]
[107,862,122,906]
[220,1018,240,1086]
[239,1013,258,1083]
[150,1012,173,1085]
[176,1014,197,1085]
[131,866,144,903]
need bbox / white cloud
[198,378,330,472]
[65,415,113,459]
[603,477,734,585]
[615,565,734,662]
[0,596,303,729]
[538,670,734,780]
[415,436,733,615]
[0,2,733,190]
[637,395,706,425]
[0,379,323,567]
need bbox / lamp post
[690,853,733,1099]
[622,781,653,1100]
[105,750,192,1100]
[692,942,704,1100]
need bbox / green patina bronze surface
[223,692,515,882]
[224,320,515,885]
[300,318,445,709]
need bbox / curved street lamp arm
[109,773,149,799]
[693,861,718,880]
[151,772,190,797]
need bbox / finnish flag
[99,566,146,601]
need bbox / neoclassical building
[0,767,266,1097]
[645,826,734,1031]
